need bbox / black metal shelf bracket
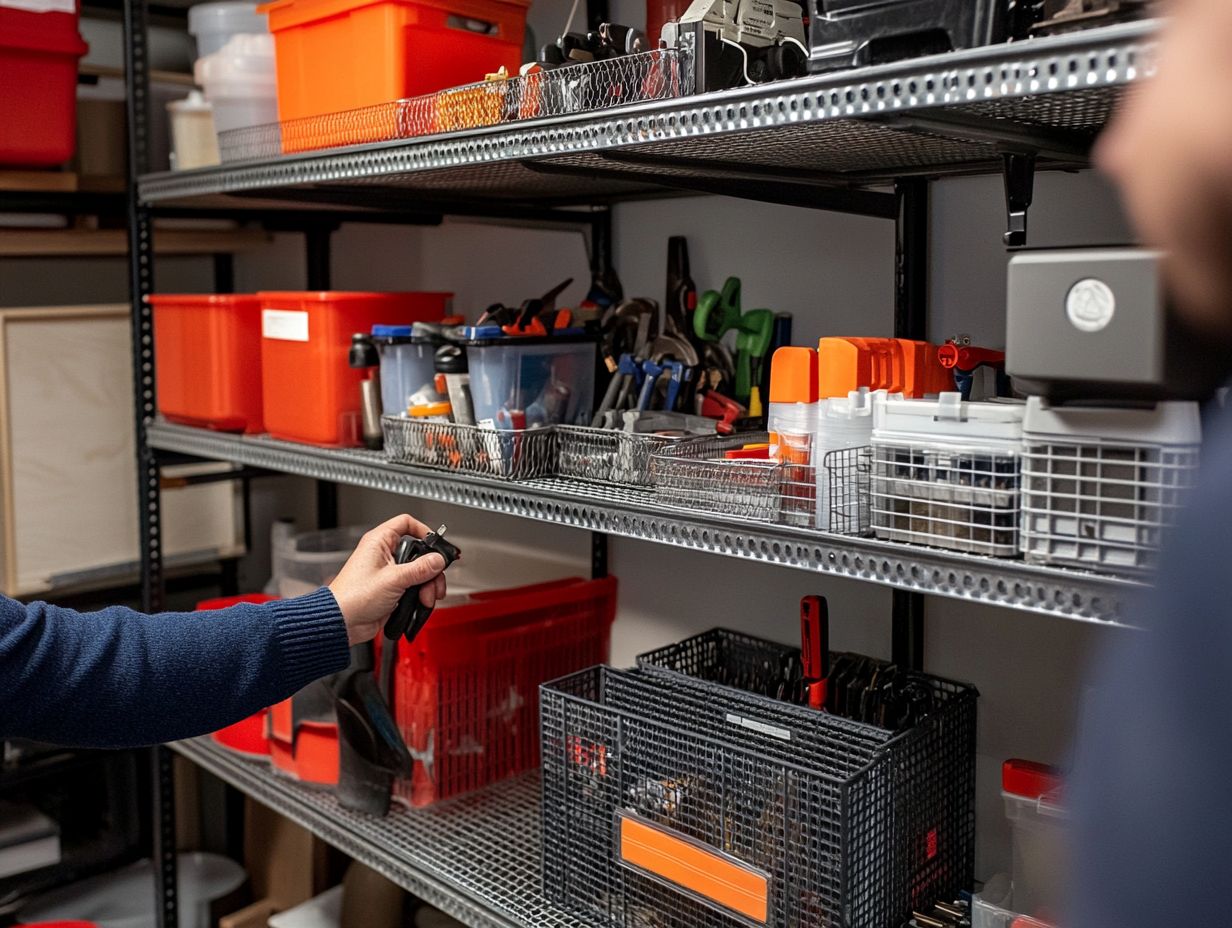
[1003,151,1037,248]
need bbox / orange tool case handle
[616,812,770,924]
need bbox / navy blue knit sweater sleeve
[0,587,349,748]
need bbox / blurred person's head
[1096,0,1232,338]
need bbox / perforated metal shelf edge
[171,738,589,928]
[137,20,1158,207]
[148,421,1142,625]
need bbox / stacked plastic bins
[871,393,1025,557]
[541,629,977,928]
[1019,397,1201,575]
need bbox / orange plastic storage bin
[151,294,265,434]
[259,291,450,446]
[0,3,88,166]
[259,0,530,128]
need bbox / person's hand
[328,514,449,645]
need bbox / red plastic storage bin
[0,2,88,166]
[198,594,278,757]
[268,694,340,784]
[393,575,617,807]
[259,291,450,446]
[151,294,265,434]
[258,0,530,124]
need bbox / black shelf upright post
[123,0,177,919]
[305,224,341,528]
[892,178,928,672]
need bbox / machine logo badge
[1066,278,1116,333]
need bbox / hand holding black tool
[383,525,461,642]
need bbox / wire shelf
[382,416,557,481]
[219,48,693,161]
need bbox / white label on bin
[262,309,309,342]
[0,0,75,13]
[725,713,791,742]
[1066,278,1116,333]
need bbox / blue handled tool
[637,359,666,410]
[663,361,690,412]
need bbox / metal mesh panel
[871,441,1020,556]
[541,657,976,928]
[820,446,873,536]
[220,49,692,162]
[382,416,557,480]
[650,434,787,523]
[1020,438,1200,575]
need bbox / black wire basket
[541,631,977,928]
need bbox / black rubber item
[382,531,461,642]
[334,643,413,816]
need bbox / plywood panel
[0,305,242,595]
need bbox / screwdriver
[800,595,830,710]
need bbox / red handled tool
[938,335,1010,400]
[800,595,830,710]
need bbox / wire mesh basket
[541,643,977,928]
[871,442,1021,557]
[1020,438,1199,575]
[381,415,556,481]
[219,48,693,161]
[650,433,796,524]
[819,446,873,536]
[555,426,684,488]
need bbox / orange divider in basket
[618,812,770,925]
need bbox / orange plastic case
[258,291,450,446]
[259,0,530,131]
[817,336,953,398]
[151,294,265,434]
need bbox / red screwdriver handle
[800,595,830,710]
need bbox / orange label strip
[618,813,769,924]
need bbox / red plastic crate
[393,575,617,807]
[151,294,265,434]
[0,3,88,166]
[198,594,278,757]
[259,290,451,446]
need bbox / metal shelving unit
[172,738,578,928]
[136,21,1158,220]
[147,420,1141,626]
[115,6,1163,926]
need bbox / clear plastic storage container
[188,0,267,58]
[272,526,365,598]
[465,336,595,428]
[1021,397,1201,575]
[371,325,438,416]
[872,393,1025,556]
[194,32,277,135]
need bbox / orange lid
[409,401,452,418]
[769,347,818,404]
[818,337,877,398]
[892,339,953,397]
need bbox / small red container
[0,3,88,167]
[259,291,451,446]
[198,594,278,757]
[393,575,617,807]
[151,294,265,434]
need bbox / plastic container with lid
[872,393,1026,556]
[814,388,890,535]
[464,335,595,428]
[259,291,451,446]
[194,32,277,134]
[151,293,265,433]
[0,1,89,167]
[272,525,364,597]
[188,0,267,57]
[258,0,531,125]
[166,91,222,169]
[371,324,438,416]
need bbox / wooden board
[0,228,272,257]
[0,305,244,595]
[0,171,77,192]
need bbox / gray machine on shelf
[1006,247,1229,403]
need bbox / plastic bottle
[767,346,818,527]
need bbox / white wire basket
[1019,398,1202,575]
[381,416,556,481]
[219,48,693,162]
[819,445,873,536]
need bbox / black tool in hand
[383,525,461,642]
